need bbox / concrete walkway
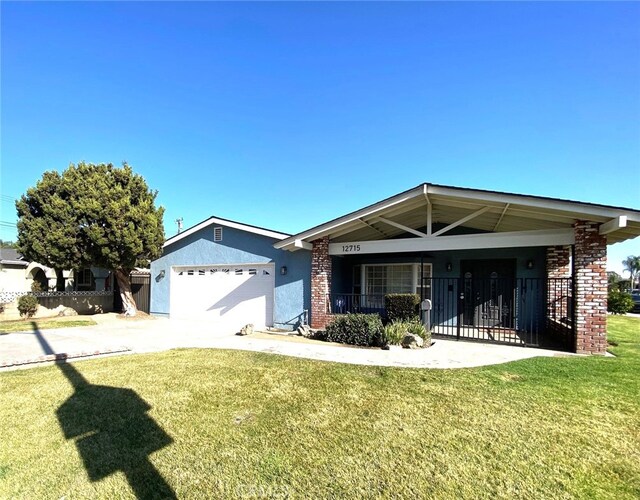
[0,314,577,371]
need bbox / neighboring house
[150,183,640,355]
[0,248,111,293]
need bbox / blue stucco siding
[150,223,311,329]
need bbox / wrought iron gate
[425,277,574,348]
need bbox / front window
[361,263,432,299]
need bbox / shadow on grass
[31,322,176,499]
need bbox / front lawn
[0,316,638,498]
[0,317,97,334]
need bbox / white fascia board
[274,185,426,249]
[427,185,640,222]
[329,228,575,255]
[164,217,289,248]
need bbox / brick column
[573,221,607,354]
[310,236,332,329]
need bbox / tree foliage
[623,256,640,290]
[16,162,165,313]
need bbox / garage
[170,263,275,330]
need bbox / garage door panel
[170,264,274,329]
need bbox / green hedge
[324,314,385,347]
[384,293,420,322]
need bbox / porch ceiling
[275,183,640,249]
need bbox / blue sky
[1,2,639,274]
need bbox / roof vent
[214,227,223,242]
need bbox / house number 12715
[342,244,361,253]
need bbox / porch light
[446,262,453,272]
[156,270,165,282]
[280,266,287,276]
[526,260,534,270]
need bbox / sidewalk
[0,314,578,371]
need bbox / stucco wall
[150,223,311,330]
[0,266,30,292]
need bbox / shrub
[31,280,44,292]
[383,321,407,345]
[17,295,39,318]
[385,293,420,322]
[383,318,431,346]
[324,314,385,347]
[608,290,634,315]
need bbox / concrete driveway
[0,314,578,371]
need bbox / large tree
[16,162,165,314]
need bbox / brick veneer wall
[546,246,571,278]
[310,236,333,329]
[573,221,608,355]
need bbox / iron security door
[461,260,516,329]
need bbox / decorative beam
[432,206,492,237]
[371,217,428,238]
[328,228,574,255]
[426,199,432,236]
[599,216,627,235]
[294,239,313,250]
[358,218,389,238]
[493,203,510,231]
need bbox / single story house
[0,248,111,294]
[150,183,640,355]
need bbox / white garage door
[170,264,275,330]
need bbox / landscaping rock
[297,324,313,337]
[401,333,424,349]
[57,307,78,317]
[237,324,254,336]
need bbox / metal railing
[328,277,574,348]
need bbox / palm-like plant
[622,255,640,290]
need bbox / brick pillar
[310,236,332,329]
[573,221,607,354]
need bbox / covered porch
[275,183,640,354]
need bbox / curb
[0,347,131,368]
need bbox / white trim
[599,216,627,235]
[164,217,289,248]
[431,206,492,237]
[274,186,425,249]
[275,183,640,250]
[294,239,313,250]
[329,228,575,255]
[371,217,429,238]
[493,203,510,231]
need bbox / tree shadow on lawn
[32,322,176,499]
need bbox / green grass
[0,317,97,334]
[1,316,639,499]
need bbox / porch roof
[274,183,640,250]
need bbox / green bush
[324,314,385,347]
[17,295,39,318]
[384,293,420,322]
[608,290,634,315]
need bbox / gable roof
[0,248,28,266]
[163,215,290,248]
[275,183,640,250]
